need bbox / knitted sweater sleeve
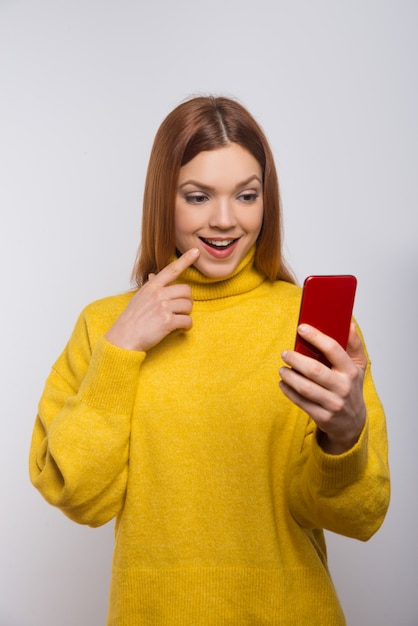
[29,304,145,527]
[287,361,390,541]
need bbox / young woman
[29,96,390,625]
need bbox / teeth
[204,239,234,247]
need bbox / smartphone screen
[294,275,357,367]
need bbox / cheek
[174,208,189,235]
[247,206,264,235]
[174,208,198,248]
[174,202,199,226]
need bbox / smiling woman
[174,144,264,278]
[133,96,295,285]
[29,95,390,626]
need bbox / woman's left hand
[279,322,368,454]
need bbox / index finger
[153,248,200,286]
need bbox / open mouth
[199,237,238,250]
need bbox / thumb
[347,322,368,370]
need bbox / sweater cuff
[309,419,369,490]
[77,336,145,415]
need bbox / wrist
[317,429,361,455]
[105,329,145,352]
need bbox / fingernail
[298,324,309,334]
[190,248,199,257]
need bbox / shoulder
[247,280,303,339]
[72,291,137,345]
[82,291,136,320]
[51,290,138,390]
[259,279,302,310]
[272,280,302,298]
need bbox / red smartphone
[294,275,357,367]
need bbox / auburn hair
[132,96,295,285]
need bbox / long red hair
[132,96,295,285]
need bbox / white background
[1,1,417,624]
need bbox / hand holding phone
[294,275,357,367]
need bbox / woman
[29,96,390,625]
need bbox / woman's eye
[185,193,208,204]
[239,192,258,203]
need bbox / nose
[209,198,237,229]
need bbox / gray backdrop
[1,1,417,624]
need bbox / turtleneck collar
[175,248,266,301]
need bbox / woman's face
[175,143,264,279]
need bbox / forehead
[178,144,262,186]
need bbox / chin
[196,260,239,279]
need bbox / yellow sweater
[29,250,390,625]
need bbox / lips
[198,236,241,259]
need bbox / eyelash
[184,192,259,205]
[185,193,208,205]
[239,192,259,203]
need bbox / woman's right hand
[105,248,200,352]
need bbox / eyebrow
[178,175,263,192]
